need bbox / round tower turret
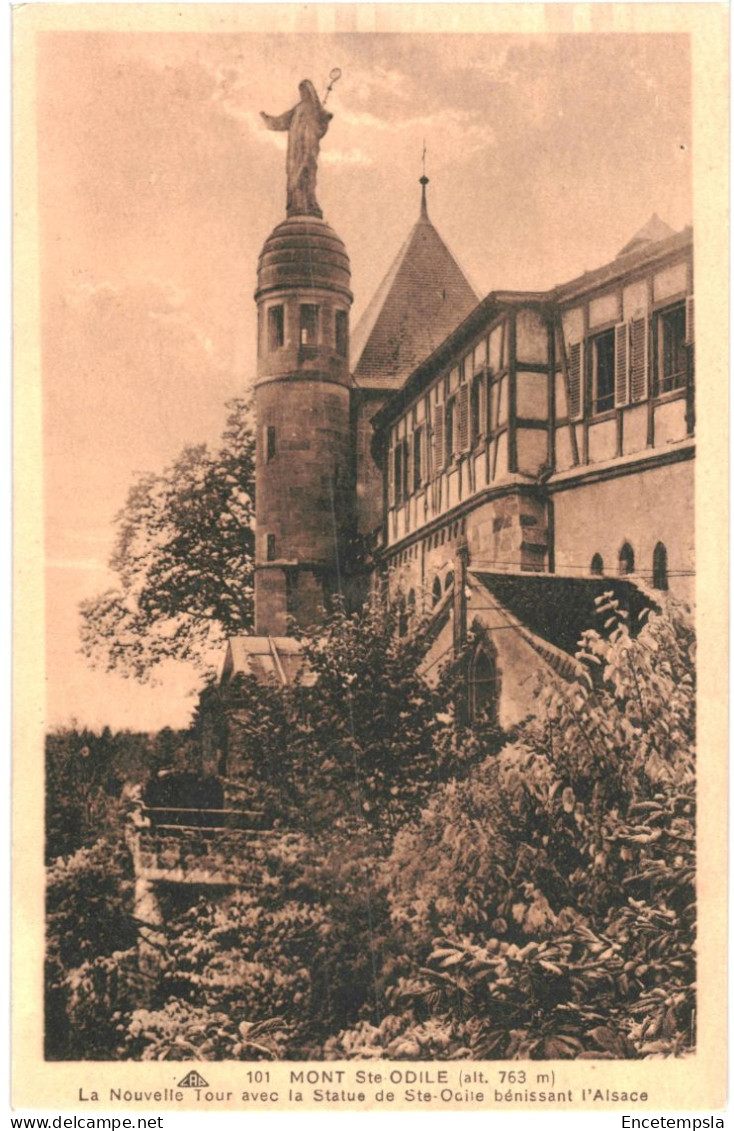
[254,214,354,635]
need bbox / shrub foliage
[46,596,695,1061]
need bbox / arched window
[470,646,499,722]
[590,553,604,576]
[619,542,635,575]
[397,596,408,638]
[444,571,455,592]
[653,542,669,590]
[432,577,442,607]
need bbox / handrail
[136,805,269,831]
[140,806,264,817]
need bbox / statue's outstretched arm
[261,108,296,132]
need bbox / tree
[209,595,461,837]
[79,399,255,681]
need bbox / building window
[470,646,499,723]
[653,542,669,590]
[268,305,284,351]
[592,329,616,414]
[397,596,408,638]
[402,440,410,500]
[266,426,276,462]
[335,310,348,357]
[655,303,687,393]
[300,304,319,346]
[407,589,416,621]
[590,553,604,576]
[470,373,483,447]
[444,571,455,592]
[285,569,298,615]
[413,428,423,491]
[619,542,635,575]
[266,534,277,561]
[432,576,442,607]
[445,396,456,461]
[394,443,404,505]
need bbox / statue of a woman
[261,80,333,219]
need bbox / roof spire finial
[419,139,429,220]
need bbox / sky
[38,25,692,733]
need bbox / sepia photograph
[13,1,728,1113]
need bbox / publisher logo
[178,1071,210,1089]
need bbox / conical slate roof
[617,213,676,258]
[351,182,480,390]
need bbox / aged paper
[14,2,728,1116]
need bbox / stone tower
[253,215,353,635]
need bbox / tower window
[266,534,277,561]
[268,305,284,351]
[590,553,604,576]
[619,542,635,575]
[653,542,669,590]
[335,310,348,357]
[266,426,276,462]
[592,329,616,414]
[300,304,319,346]
[655,303,686,393]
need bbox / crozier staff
[261,78,334,218]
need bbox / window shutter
[614,321,629,407]
[387,443,395,506]
[433,403,445,470]
[630,316,648,402]
[685,295,695,344]
[567,341,583,420]
[457,383,470,451]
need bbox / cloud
[337,103,496,162]
[322,147,373,167]
[65,529,114,544]
[46,557,109,573]
[66,277,189,315]
[49,274,234,472]
[346,63,415,106]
